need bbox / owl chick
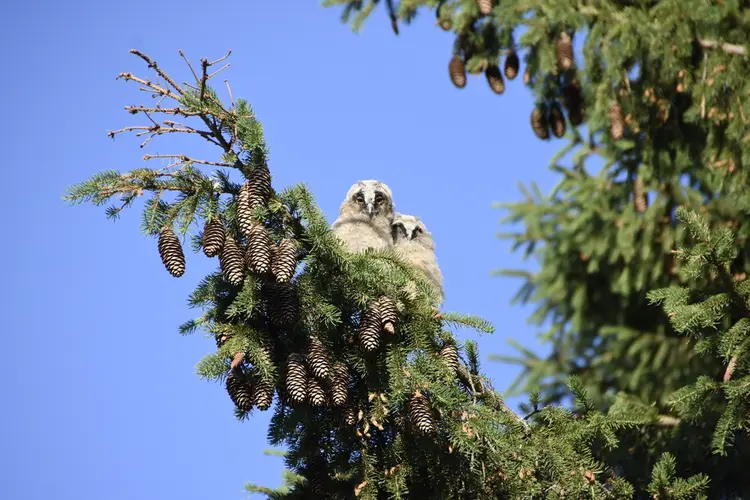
[332,180,396,253]
[392,213,444,305]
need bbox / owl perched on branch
[332,180,395,253]
[392,213,444,306]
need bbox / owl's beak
[365,201,376,217]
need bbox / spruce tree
[63,49,713,498]
[322,0,750,495]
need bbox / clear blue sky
[2,1,566,498]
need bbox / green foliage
[648,208,750,457]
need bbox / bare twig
[125,105,202,116]
[178,49,200,83]
[142,154,232,168]
[225,80,235,108]
[698,39,747,56]
[117,72,180,101]
[129,49,184,94]
[208,50,232,66]
[208,63,231,80]
[230,352,245,370]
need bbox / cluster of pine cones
[448,49,520,95]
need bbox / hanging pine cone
[307,377,327,407]
[237,182,255,238]
[306,335,331,380]
[285,354,308,405]
[562,80,585,126]
[246,162,272,210]
[609,101,625,140]
[409,392,436,434]
[202,217,225,258]
[271,238,297,282]
[476,0,493,15]
[359,307,382,352]
[226,370,253,412]
[245,224,272,274]
[556,32,574,72]
[504,50,519,80]
[634,177,647,213]
[440,343,459,374]
[342,405,358,426]
[251,375,275,411]
[219,235,245,286]
[438,18,452,31]
[157,227,185,278]
[485,65,505,95]
[549,101,567,138]
[266,282,298,327]
[530,105,550,140]
[374,296,398,334]
[330,362,349,407]
[449,55,467,89]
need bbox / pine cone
[307,377,327,407]
[440,343,459,374]
[251,375,275,411]
[449,55,467,89]
[438,18,452,31]
[359,307,382,352]
[409,392,436,434]
[342,405,358,426]
[226,370,253,412]
[246,162,272,210]
[504,50,520,80]
[485,65,505,95]
[285,354,308,405]
[307,335,331,380]
[563,80,585,126]
[556,32,574,72]
[374,296,398,334]
[549,101,567,138]
[266,282,298,327]
[202,217,225,257]
[330,362,349,407]
[246,224,272,274]
[219,235,245,286]
[237,182,255,239]
[609,101,625,140]
[272,238,297,282]
[157,227,185,278]
[530,105,550,140]
[476,0,493,16]
[634,177,647,213]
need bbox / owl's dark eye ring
[375,194,384,205]
[355,195,365,204]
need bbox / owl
[391,213,444,305]
[331,180,396,253]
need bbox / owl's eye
[375,194,384,205]
[412,227,423,237]
[355,195,365,204]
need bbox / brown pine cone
[306,335,331,380]
[504,50,520,80]
[284,354,308,405]
[266,282,298,327]
[549,101,567,138]
[271,238,298,282]
[330,362,349,407]
[556,32,574,72]
[485,65,505,95]
[245,224,272,274]
[202,217,225,257]
[374,296,398,334]
[409,392,436,434]
[307,377,327,407]
[359,306,382,352]
[226,370,253,412]
[449,55,467,89]
[157,227,185,278]
[530,105,550,140]
[219,235,245,286]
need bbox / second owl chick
[332,180,395,253]
[392,213,444,306]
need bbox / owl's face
[392,213,425,241]
[344,180,394,218]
